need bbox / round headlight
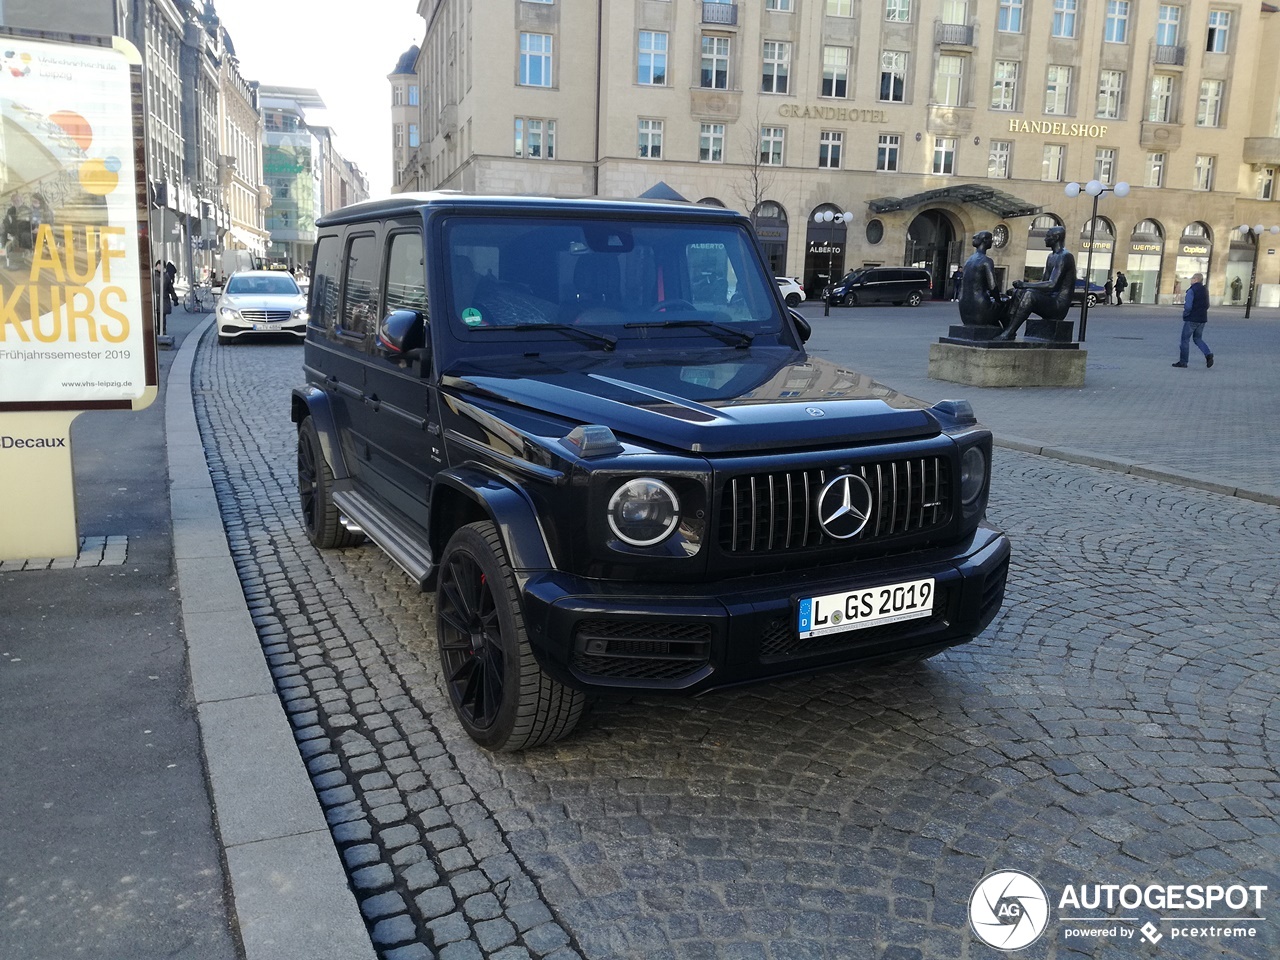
[960,446,987,505]
[607,478,680,546]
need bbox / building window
[941,0,968,23]
[817,130,842,169]
[700,122,725,162]
[1105,1,1129,43]
[1148,75,1175,123]
[827,0,853,16]
[998,0,1023,32]
[1145,152,1166,187]
[519,33,553,87]
[638,31,668,85]
[701,36,730,89]
[392,85,403,106]
[1094,147,1116,184]
[933,136,956,175]
[408,124,419,148]
[760,126,785,165]
[1044,66,1072,116]
[1042,144,1065,181]
[514,118,555,158]
[762,41,790,94]
[934,54,964,107]
[1206,11,1230,52]
[885,0,911,22]
[991,60,1018,111]
[822,46,850,98]
[1197,80,1224,127]
[1259,167,1276,200]
[880,51,907,103]
[1052,0,1077,38]
[1097,70,1124,119]
[1157,5,1181,45]
[1194,155,1215,190]
[988,140,1011,179]
[638,118,663,158]
[765,0,793,9]
[409,85,419,106]
[877,133,901,171]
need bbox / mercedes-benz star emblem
[805,406,825,417]
[816,473,873,539]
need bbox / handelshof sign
[0,32,155,412]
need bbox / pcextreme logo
[969,869,1269,951]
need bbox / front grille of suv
[240,309,294,322]
[718,456,952,554]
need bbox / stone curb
[994,435,1280,506]
[166,317,376,960]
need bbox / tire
[785,292,801,307]
[1086,293,1098,306]
[843,292,858,306]
[907,291,923,307]
[436,521,586,751]
[297,417,362,549]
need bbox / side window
[384,231,428,317]
[341,233,379,340]
[310,234,342,335]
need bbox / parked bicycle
[184,280,215,313]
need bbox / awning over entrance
[868,184,1041,219]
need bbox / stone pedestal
[928,339,1087,387]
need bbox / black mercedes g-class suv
[292,193,1009,751]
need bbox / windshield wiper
[477,323,617,351]
[625,319,754,348]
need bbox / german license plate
[252,322,280,331]
[797,577,935,639]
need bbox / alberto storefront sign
[0,31,152,561]
[0,32,154,411]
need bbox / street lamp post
[1064,179,1129,342]
[813,208,852,316]
[1237,223,1280,318]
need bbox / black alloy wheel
[435,521,585,751]
[297,417,362,548]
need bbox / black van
[828,266,932,306]
[291,193,1009,750]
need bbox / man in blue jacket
[1173,273,1213,368]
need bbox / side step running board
[332,489,434,590]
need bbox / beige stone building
[403,0,1280,305]
[218,41,271,266]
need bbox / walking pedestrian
[951,266,963,301]
[1172,272,1213,368]
[1114,271,1127,304]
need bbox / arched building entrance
[905,209,959,300]
[1125,220,1164,304]
[753,201,790,276]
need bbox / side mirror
[788,309,811,343]
[377,308,427,357]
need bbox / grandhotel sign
[778,104,889,123]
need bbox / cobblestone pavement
[195,333,1280,960]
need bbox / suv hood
[444,350,939,454]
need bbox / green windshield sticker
[461,307,483,326]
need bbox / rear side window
[341,234,379,339]
[384,231,428,317]
[310,235,342,333]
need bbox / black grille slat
[719,456,952,555]
[572,619,712,682]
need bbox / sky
[210,0,424,198]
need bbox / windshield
[444,215,783,347]
[226,274,300,296]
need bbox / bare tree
[733,99,782,227]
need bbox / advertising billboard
[0,31,155,412]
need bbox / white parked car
[776,276,806,307]
[215,270,308,344]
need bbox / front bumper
[218,317,307,340]
[519,525,1011,694]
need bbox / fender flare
[290,386,351,481]
[431,466,555,574]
